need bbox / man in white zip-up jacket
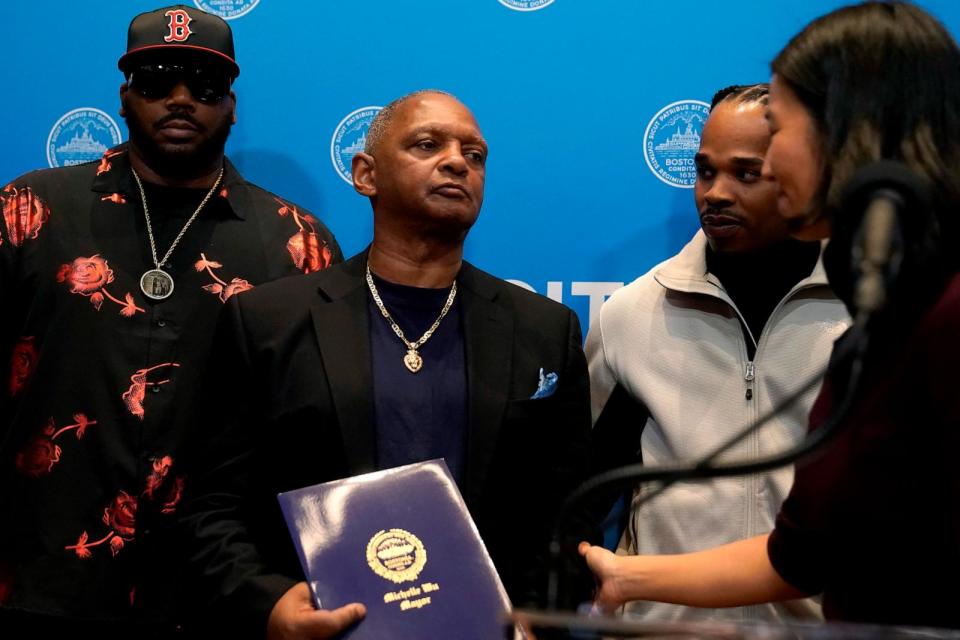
[586,85,850,623]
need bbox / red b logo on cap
[164,9,192,43]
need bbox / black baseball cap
[118,5,240,78]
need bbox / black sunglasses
[128,62,232,104]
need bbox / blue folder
[278,459,513,639]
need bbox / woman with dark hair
[580,1,960,628]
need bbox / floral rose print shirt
[0,145,341,625]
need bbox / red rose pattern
[8,336,38,396]
[66,491,138,559]
[122,362,180,420]
[57,255,145,316]
[196,253,254,302]
[143,455,185,514]
[223,278,254,299]
[14,413,98,478]
[15,427,61,478]
[1,184,49,247]
[59,254,113,294]
[66,455,185,560]
[287,231,333,274]
[96,148,124,176]
[161,476,185,514]
[103,491,137,539]
[101,193,127,205]
[143,455,173,499]
[109,535,126,556]
[275,197,333,274]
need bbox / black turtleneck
[706,238,821,359]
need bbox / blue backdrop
[8,0,960,333]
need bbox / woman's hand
[578,541,628,612]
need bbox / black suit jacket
[179,252,592,633]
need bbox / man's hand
[267,582,366,640]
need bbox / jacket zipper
[709,274,824,622]
[744,361,755,400]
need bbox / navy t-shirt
[368,274,467,483]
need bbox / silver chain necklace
[365,263,458,373]
[131,167,224,300]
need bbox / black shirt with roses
[0,144,341,629]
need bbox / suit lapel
[310,254,376,474]
[460,263,514,506]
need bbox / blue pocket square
[531,368,558,399]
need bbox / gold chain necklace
[131,167,224,300]
[365,263,458,374]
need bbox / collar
[654,229,831,297]
[89,143,246,220]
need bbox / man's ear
[352,152,377,197]
[119,82,129,117]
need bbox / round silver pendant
[140,268,175,300]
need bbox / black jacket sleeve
[178,294,297,637]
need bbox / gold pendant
[403,349,423,373]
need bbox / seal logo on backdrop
[366,528,427,584]
[498,0,556,11]
[330,105,382,185]
[193,0,260,20]
[643,100,710,189]
[46,108,123,168]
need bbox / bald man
[180,91,592,638]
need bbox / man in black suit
[180,90,592,639]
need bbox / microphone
[839,161,929,319]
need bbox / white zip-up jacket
[586,231,851,623]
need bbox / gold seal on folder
[366,528,427,584]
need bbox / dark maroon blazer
[769,273,960,629]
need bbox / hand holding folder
[277,459,513,639]
[267,582,365,640]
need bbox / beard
[123,109,232,180]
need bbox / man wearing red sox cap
[0,5,341,636]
